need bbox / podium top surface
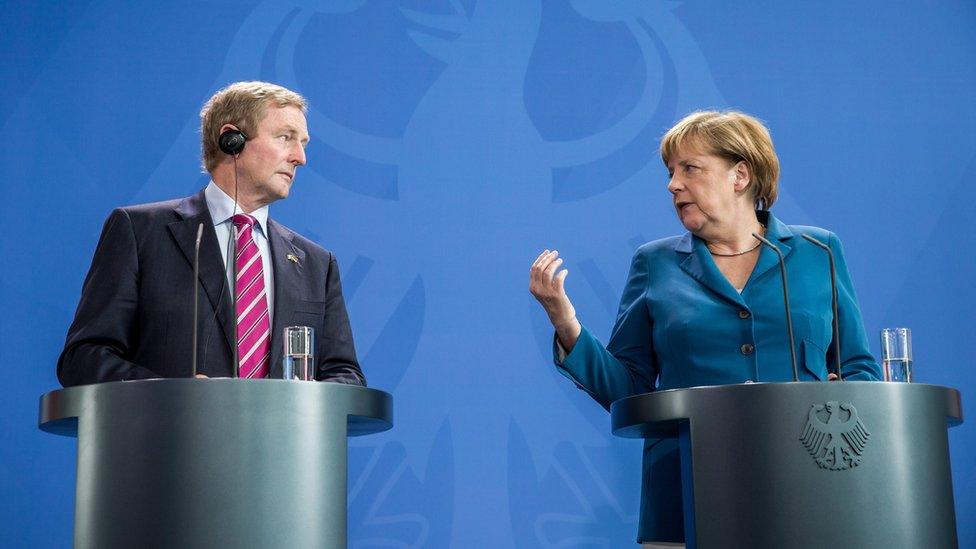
[610,381,962,439]
[38,378,393,438]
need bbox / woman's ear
[733,161,751,192]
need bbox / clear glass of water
[880,328,912,382]
[282,326,315,381]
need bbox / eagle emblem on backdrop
[800,401,871,470]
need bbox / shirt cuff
[554,334,569,364]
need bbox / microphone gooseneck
[200,155,242,378]
[191,222,204,377]
[752,233,799,382]
[231,223,240,378]
[199,218,235,378]
[801,234,843,381]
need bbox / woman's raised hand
[529,250,582,350]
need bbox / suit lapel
[267,219,306,378]
[168,191,235,354]
[676,233,747,307]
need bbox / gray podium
[39,379,393,549]
[611,382,963,549]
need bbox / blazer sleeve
[828,232,882,380]
[57,209,160,386]
[315,254,366,385]
[553,250,657,409]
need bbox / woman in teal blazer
[530,111,881,545]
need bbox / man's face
[236,104,309,207]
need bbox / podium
[611,382,963,548]
[38,379,392,548]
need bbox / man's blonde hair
[660,110,780,209]
[200,81,307,172]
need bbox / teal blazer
[554,211,881,542]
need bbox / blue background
[1,0,974,546]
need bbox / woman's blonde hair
[200,81,307,173]
[660,110,780,209]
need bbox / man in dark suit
[58,81,365,386]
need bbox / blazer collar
[169,190,236,356]
[267,219,306,378]
[675,211,795,306]
[747,210,796,287]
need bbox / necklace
[708,241,761,257]
[707,225,766,257]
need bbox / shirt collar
[204,180,270,235]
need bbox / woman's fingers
[543,257,564,281]
[530,250,567,294]
[554,268,569,293]
[530,251,555,285]
[531,249,550,269]
[529,250,577,329]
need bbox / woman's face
[666,142,747,235]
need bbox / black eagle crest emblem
[799,401,870,470]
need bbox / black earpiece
[218,128,248,155]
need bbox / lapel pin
[287,254,299,264]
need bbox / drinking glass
[880,328,912,382]
[282,326,315,381]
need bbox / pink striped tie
[233,214,270,379]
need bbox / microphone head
[195,222,204,246]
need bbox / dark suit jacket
[58,190,365,386]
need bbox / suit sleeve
[57,209,160,386]
[316,255,366,385]
[553,250,657,410]
[828,232,882,380]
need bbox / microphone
[231,154,241,378]
[191,223,204,377]
[801,234,843,381]
[752,233,799,382]
[200,152,242,378]
[198,220,235,378]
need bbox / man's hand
[194,374,209,379]
[529,250,582,351]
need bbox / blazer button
[740,343,754,355]
[738,310,751,319]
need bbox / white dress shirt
[204,181,274,324]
